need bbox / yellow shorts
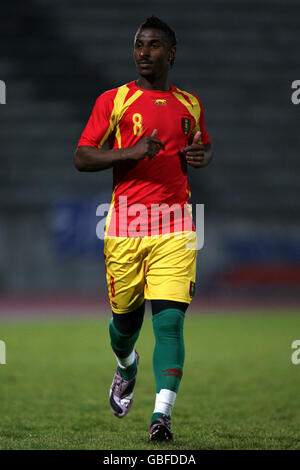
[104,232,197,314]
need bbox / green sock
[151,308,185,423]
[109,318,140,381]
[151,412,171,422]
[118,360,137,381]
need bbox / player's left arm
[182,134,213,168]
[181,97,213,168]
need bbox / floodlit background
[0,0,300,452]
[1,0,300,310]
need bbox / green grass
[1,310,300,450]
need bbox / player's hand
[126,129,165,160]
[181,131,212,168]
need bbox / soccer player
[74,16,213,441]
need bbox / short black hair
[137,16,177,66]
[138,15,177,47]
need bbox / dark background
[0,0,299,304]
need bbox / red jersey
[78,80,210,237]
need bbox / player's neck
[135,76,170,92]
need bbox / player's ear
[169,46,176,68]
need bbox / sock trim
[115,349,135,369]
[153,388,177,416]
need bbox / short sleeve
[191,97,210,145]
[77,90,116,148]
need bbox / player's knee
[151,300,189,315]
[112,302,145,335]
[152,309,185,341]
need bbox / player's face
[134,28,174,78]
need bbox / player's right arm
[74,91,164,172]
[74,145,128,172]
[74,129,164,172]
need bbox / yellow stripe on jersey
[97,102,117,149]
[172,88,202,143]
[97,84,143,149]
[98,125,113,148]
[97,90,126,148]
[105,185,117,238]
[113,85,143,148]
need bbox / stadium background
[0,0,299,306]
[1,0,300,308]
[0,0,300,451]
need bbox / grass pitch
[0,310,300,450]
